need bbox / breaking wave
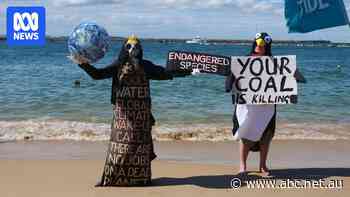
[0,118,349,141]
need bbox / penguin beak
[256,38,265,47]
[125,43,136,54]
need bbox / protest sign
[231,55,298,104]
[167,51,230,76]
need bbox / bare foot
[259,166,270,176]
[238,165,247,174]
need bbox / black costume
[79,36,180,186]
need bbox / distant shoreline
[1,36,350,47]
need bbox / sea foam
[0,119,349,141]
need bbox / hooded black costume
[79,36,185,186]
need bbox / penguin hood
[250,32,272,56]
[117,35,143,64]
[117,35,145,81]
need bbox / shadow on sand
[0,140,15,143]
[152,168,350,189]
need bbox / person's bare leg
[239,141,250,173]
[259,143,270,173]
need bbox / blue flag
[285,0,349,33]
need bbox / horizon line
[0,35,349,44]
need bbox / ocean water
[0,40,350,141]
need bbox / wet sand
[0,140,349,196]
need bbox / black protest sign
[167,51,231,76]
[231,55,298,105]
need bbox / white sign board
[231,55,298,104]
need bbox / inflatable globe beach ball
[68,22,111,63]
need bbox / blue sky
[1,0,350,42]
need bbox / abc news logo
[13,12,39,40]
[7,7,46,46]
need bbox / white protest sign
[231,55,298,105]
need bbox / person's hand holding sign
[294,68,307,83]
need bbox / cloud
[151,0,233,9]
[48,0,282,14]
[252,2,274,12]
[52,0,121,7]
[1,0,350,41]
[150,0,281,13]
[51,0,236,9]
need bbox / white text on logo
[13,12,39,40]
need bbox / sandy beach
[0,140,349,196]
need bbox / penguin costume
[225,33,276,152]
[77,36,190,186]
